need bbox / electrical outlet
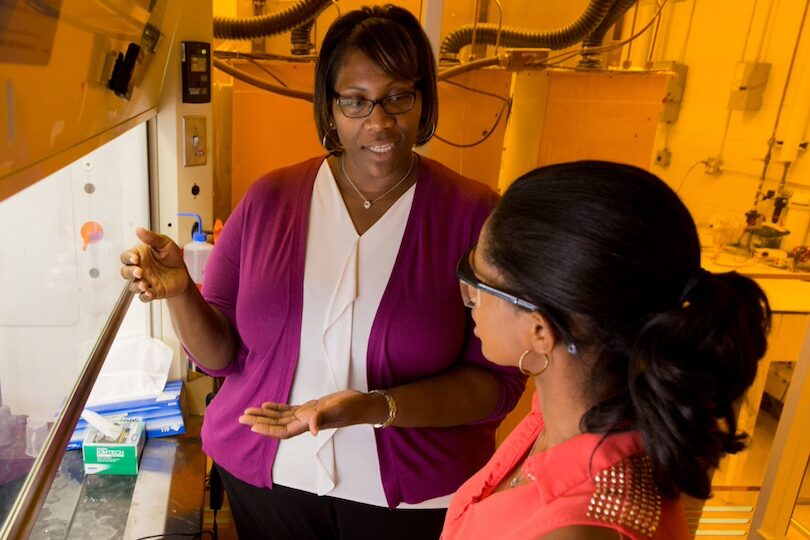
[704,157,722,175]
[655,148,672,167]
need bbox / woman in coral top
[442,161,772,540]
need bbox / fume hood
[0,0,213,537]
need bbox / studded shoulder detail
[585,454,662,538]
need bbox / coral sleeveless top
[442,394,691,539]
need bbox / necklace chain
[509,431,546,488]
[340,153,416,209]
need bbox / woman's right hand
[120,227,191,302]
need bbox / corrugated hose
[439,0,618,58]
[213,0,331,40]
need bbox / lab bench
[29,415,205,540]
[702,252,810,281]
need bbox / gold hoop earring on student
[518,350,551,376]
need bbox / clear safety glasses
[455,245,539,311]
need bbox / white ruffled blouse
[272,160,450,509]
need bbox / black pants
[216,464,447,540]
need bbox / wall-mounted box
[729,61,771,111]
[181,41,211,103]
[655,61,688,123]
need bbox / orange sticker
[80,221,104,251]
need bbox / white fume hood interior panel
[0,0,182,201]
[0,123,151,420]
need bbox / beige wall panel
[229,63,320,208]
[431,69,512,190]
[537,71,669,169]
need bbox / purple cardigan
[196,155,526,508]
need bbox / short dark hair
[486,161,771,500]
[314,4,438,154]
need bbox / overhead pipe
[438,56,504,81]
[579,0,637,67]
[439,0,616,61]
[214,0,331,40]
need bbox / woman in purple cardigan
[120,5,525,539]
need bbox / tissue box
[82,418,145,475]
[67,380,185,450]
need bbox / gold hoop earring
[518,350,551,376]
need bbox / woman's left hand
[239,389,384,438]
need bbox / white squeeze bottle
[177,212,213,290]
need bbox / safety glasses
[456,245,539,311]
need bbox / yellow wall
[641,0,810,229]
[228,62,321,207]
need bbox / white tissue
[85,335,173,406]
[80,409,124,440]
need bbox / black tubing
[439,0,616,56]
[213,58,314,101]
[214,0,331,40]
[582,0,637,49]
[291,18,315,55]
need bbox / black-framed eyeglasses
[334,91,417,119]
[456,245,539,311]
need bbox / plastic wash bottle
[177,212,213,289]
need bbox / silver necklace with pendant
[509,431,545,488]
[341,153,416,209]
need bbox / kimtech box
[82,417,145,475]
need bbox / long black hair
[486,161,771,499]
[314,4,438,154]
